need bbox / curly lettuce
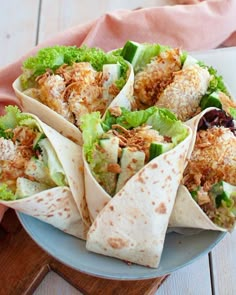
[198,61,229,95]
[81,107,189,162]
[21,45,129,90]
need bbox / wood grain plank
[0,0,40,68]
[210,231,236,295]
[1,210,167,295]
[157,256,212,295]
[34,272,82,295]
[38,0,174,43]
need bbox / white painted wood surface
[0,0,39,68]
[0,1,235,294]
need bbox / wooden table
[1,1,235,294]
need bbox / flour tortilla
[0,114,90,239]
[12,62,134,145]
[85,128,192,268]
[169,107,229,232]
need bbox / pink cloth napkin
[0,0,236,222]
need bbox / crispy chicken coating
[155,64,210,121]
[183,126,236,191]
[0,126,37,191]
[30,62,119,127]
[133,48,182,109]
[37,74,74,123]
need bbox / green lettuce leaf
[147,108,189,145]
[80,112,104,163]
[0,106,31,131]
[102,106,157,130]
[229,107,236,120]
[21,45,128,90]
[103,107,188,145]
[198,61,229,95]
[38,138,68,187]
[0,184,16,200]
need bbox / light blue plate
[17,47,235,280]
[17,212,225,279]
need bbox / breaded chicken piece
[68,83,103,127]
[37,74,74,124]
[133,48,182,109]
[183,126,236,191]
[0,138,17,161]
[156,64,210,121]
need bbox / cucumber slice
[210,181,236,208]
[120,40,168,73]
[33,132,46,150]
[200,91,222,110]
[149,142,173,161]
[15,177,50,198]
[98,136,120,196]
[182,55,198,69]
[38,138,67,186]
[100,136,120,162]
[120,41,145,68]
[116,148,145,193]
[25,157,55,186]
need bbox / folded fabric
[0,0,236,222]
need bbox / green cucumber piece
[149,142,173,161]
[98,136,120,196]
[120,41,145,67]
[182,55,198,69]
[210,181,236,208]
[200,91,222,110]
[33,132,46,150]
[116,148,145,193]
[120,40,169,73]
[100,136,120,163]
[25,157,55,186]
[38,138,67,186]
[15,177,50,198]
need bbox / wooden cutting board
[0,209,168,295]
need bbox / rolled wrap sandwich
[13,45,134,144]
[0,106,90,239]
[120,41,236,121]
[169,108,236,231]
[81,106,192,268]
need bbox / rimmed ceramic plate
[17,47,236,280]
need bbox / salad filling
[183,109,236,230]
[20,45,129,127]
[120,40,236,121]
[81,106,189,196]
[0,106,68,200]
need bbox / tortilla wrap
[85,127,192,268]
[0,113,90,239]
[12,62,134,145]
[169,107,234,231]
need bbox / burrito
[169,108,236,231]
[0,106,90,239]
[13,45,134,144]
[81,106,192,268]
[120,40,236,121]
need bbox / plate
[17,47,236,280]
